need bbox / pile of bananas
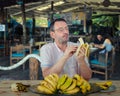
[37,74,92,95]
[11,83,30,92]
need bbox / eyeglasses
[54,26,69,32]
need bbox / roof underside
[0,0,120,17]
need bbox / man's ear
[50,31,55,39]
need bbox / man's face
[97,35,102,41]
[50,21,69,44]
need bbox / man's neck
[56,42,67,52]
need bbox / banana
[76,76,84,86]
[95,81,112,90]
[73,74,82,86]
[48,74,58,84]
[64,87,80,95]
[99,85,108,90]
[39,80,55,92]
[105,81,112,87]
[80,85,87,94]
[52,73,59,82]
[73,74,81,81]
[57,74,68,89]
[44,75,57,89]
[37,85,53,94]
[60,77,73,91]
[65,79,77,91]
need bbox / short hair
[49,18,67,32]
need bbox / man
[40,18,92,81]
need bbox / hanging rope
[0,54,41,70]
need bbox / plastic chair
[90,47,115,80]
[10,44,25,69]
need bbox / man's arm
[77,47,92,81]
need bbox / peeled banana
[11,83,30,92]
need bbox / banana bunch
[73,74,91,94]
[37,73,59,94]
[95,81,113,90]
[37,73,92,95]
[11,83,30,92]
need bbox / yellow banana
[60,77,73,90]
[106,81,112,87]
[57,74,68,89]
[73,74,83,86]
[48,74,58,84]
[65,79,77,91]
[77,76,85,86]
[64,87,80,95]
[37,85,53,94]
[81,86,87,94]
[44,76,57,89]
[86,83,91,91]
[39,80,56,92]
[73,74,81,81]
[95,81,112,85]
[99,85,108,90]
[95,81,112,89]
[52,73,59,82]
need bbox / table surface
[0,80,120,96]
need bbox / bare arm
[77,47,92,81]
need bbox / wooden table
[0,80,120,96]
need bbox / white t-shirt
[40,42,89,77]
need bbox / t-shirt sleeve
[40,45,53,68]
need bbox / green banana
[65,79,77,91]
[57,74,68,89]
[64,87,80,95]
[37,85,53,94]
[60,77,73,90]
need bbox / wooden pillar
[21,1,27,45]
[29,58,39,80]
[83,5,87,33]
[50,1,54,22]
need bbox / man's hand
[76,47,86,63]
[63,46,78,59]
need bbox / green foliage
[92,15,118,28]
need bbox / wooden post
[21,1,27,45]
[29,58,39,80]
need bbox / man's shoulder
[41,42,55,49]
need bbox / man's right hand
[63,46,78,59]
